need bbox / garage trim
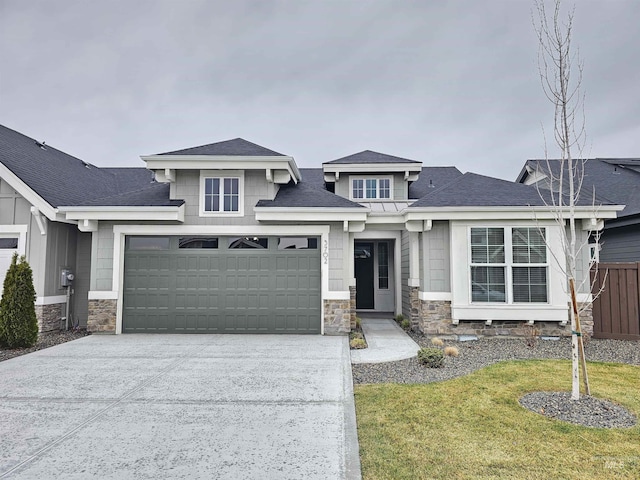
[112,224,331,334]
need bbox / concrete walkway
[350,318,421,364]
[0,335,361,480]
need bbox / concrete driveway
[0,334,361,479]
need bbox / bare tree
[532,0,596,400]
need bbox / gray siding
[91,221,115,291]
[600,225,640,262]
[174,170,276,226]
[401,230,410,317]
[334,178,349,199]
[392,174,407,200]
[43,222,78,296]
[422,221,451,292]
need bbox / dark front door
[354,242,374,309]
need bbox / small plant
[431,337,444,347]
[444,346,459,357]
[395,314,405,323]
[355,316,362,329]
[350,338,367,349]
[401,319,411,331]
[0,253,38,348]
[522,324,540,348]
[417,347,444,368]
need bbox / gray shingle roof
[409,167,463,199]
[410,172,612,208]
[256,181,364,209]
[518,159,640,218]
[0,124,171,207]
[323,150,421,165]
[157,138,286,157]
[81,183,183,207]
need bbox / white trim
[88,290,118,300]
[0,225,27,255]
[60,205,185,222]
[322,162,422,175]
[326,291,351,301]
[576,293,592,303]
[349,175,393,201]
[35,295,67,305]
[255,208,368,223]
[405,206,623,221]
[199,170,245,217]
[452,305,568,322]
[142,155,301,183]
[419,291,452,301]
[111,224,331,335]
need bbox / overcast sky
[1,0,638,180]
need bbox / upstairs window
[351,177,392,200]
[200,171,243,216]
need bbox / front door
[354,242,374,309]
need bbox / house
[0,124,623,337]
[517,158,640,263]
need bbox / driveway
[0,334,361,479]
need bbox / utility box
[60,268,75,287]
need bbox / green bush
[0,253,38,348]
[355,316,362,329]
[417,347,445,368]
[401,319,411,330]
[395,314,405,323]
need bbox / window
[278,237,318,250]
[228,237,268,249]
[351,178,391,200]
[179,237,218,249]
[127,236,170,250]
[0,237,18,249]
[470,227,548,303]
[378,242,389,289]
[200,171,243,216]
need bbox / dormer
[322,150,422,202]
[141,138,299,218]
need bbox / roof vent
[429,179,435,188]
[613,166,621,175]
[35,140,46,150]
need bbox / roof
[323,150,421,165]
[256,181,364,209]
[157,138,286,157]
[517,159,640,218]
[0,124,171,207]
[408,166,463,198]
[410,172,614,208]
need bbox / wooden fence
[591,262,640,340]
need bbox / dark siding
[599,225,640,262]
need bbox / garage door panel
[123,236,321,333]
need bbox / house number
[323,239,329,265]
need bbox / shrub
[395,314,405,323]
[0,254,38,348]
[350,338,367,349]
[431,337,444,347]
[417,347,445,368]
[400,319,411,330]
[444,346,459,357]
[355,316,362,329]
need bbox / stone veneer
[418,299,594,338]
[87,299,117,333]
[35,303,63,332]
[324,295,353,335]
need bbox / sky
[1,0,638,181]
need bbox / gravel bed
[352,332,640,428]
[520,392,637,428]
[0,330,90,362]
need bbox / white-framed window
[351,177,392,200]
[199,171,244,216]
[470,227,548,303]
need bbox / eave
[254,207,368,223]
[404,205,623,222]
[58,204,185,223]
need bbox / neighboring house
[0,124,622,337]
[516,158,640,262]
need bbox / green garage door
[122,236,321,333]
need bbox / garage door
[122,236,321,333]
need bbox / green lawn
[355,360,640,480]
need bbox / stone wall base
[88,299,117,333]
[419,299,593,338]
[324,298,352,335]
[35,303,63,332]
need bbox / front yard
[355,360,640,479]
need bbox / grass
[355,360,640,479]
